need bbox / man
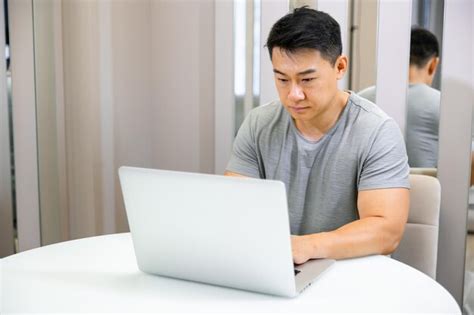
[359,27,440,168]
[225,7,410,264]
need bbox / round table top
[1,233,460,313]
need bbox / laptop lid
[119,166,297,297]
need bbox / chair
[409,167,437,177]
[391,174,441,279]
[410,167,474,233]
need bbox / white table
[1,233,460,313]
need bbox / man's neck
[295,90,350,142]
[408,66,432,85]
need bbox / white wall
[374,0,411,135]
[259,0,289,105]
[317,0,350,90]
[350,0,378,92]
[436,0,473,305]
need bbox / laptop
[119,166,335,297]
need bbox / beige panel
[260,0,289,105]
[350,0,378,92]
[31,0,216,238]
[33,0,63,246]
[110,0,154,232]
[62,0,102,239]
[244,1,254,116]
[150,0,215,173]
[52,0,216,237]
[53,0,69,242]
[317,0,350,90]
[110,0,215,231]
[9,0,41,251]
[98,0,115,235]
[214,0,234,174]
[197,1,215,174]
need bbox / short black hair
[410,27,439,68]
[265,7,342,65]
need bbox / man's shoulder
[409,83,441,99]
[348,92,391,123]
[343,93,398,146]
[407,84,441,111]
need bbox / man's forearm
[294,217,403,262]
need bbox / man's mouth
[289,106,310,112]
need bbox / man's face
[271,48,345,124]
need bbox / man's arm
[291,187,409,263]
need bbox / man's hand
[291,235,316,265]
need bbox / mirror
[404,0,444,170]
[355,0,444,171]
[410,1,473,312]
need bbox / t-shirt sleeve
[358,119,410,190]
[225,112,261,178]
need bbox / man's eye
[302,78,315,82]
[278,78,288,82]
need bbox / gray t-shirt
[358,84,440,167]
[226,93,410,235]
[406,84,440,167]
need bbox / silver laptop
[119,166,335,297]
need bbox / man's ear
[335,55,348,80]
[428,57,439,76]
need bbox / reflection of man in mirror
[359,28,440,168]
[225,7,410,264]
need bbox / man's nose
[288,84,305,102]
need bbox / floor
[464,233,474,314]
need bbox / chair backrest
[409,167,438,177]
[391,174,441,279]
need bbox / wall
[34,0,63,245]
[42,0,217,238]
[150,0,215,174]
[9,0,41,251]
[350,0,378,92]
[61,0,103,239]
